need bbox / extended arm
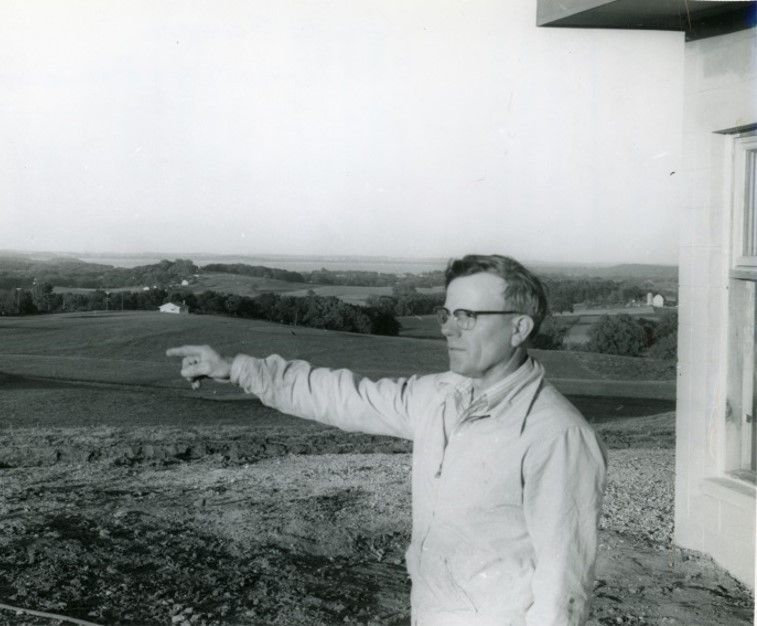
[523,426,607,625]
[167,345,416,440]
[230,354,416,440]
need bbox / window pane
[745,150,757,257]
[729,279,757,479]
[752,296,757,472]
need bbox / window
[726,280,756,481]
[727,131,757,482]
[733,133,757,268]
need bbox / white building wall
[676,27,756,588]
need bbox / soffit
[537,0,756,40]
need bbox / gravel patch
[601,449,675,548]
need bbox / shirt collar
[452,357,539,417]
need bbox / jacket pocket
[444,557,479,613]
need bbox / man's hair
[444,254,548,337]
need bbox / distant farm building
[181,279,190,286]
[652,294,665,308]
[158,302,189,315]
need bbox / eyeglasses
[433,306,521,330]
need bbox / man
[167,254,607,626]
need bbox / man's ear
[510,315,534,348]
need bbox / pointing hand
[166,345,233,389]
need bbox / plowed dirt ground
[0,413,753,626]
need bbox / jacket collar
[446,356,545,421]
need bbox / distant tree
[619,283,645,303]
[31,282,56,313]
[531,316,569,350]
[655,310,678,340]
[586,314,646,357]
[367,308,402,336]
[648,333,678,360]
[88,289,108,311]
[368,291,443,317]
[396,292,444,316]
[365,295,398,314]
[60,292,88,312]
[636,316,658,349]
[195,290,226,314]
[0,289,19,315]
[648,310,678,360]
[17,290,37,315]
[548,294,574,314]
[224,294,243,316]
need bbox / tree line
[0,283,678,357]
[0,284,400,336]
[365,285,445,317]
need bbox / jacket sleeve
[230,353,417,440]
[522,425,607,626]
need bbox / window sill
[731,267,757,280]
[701,475,756,507]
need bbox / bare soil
[0,414,753,626]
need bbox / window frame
[727,131,757,482]
[732,133,757,269]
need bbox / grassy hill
[0,311,675,429]
[533,262,677,281]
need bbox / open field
[0,311,749,626]
[0,311,674,431]
[284,286,444,306]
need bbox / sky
[0,1,684,265]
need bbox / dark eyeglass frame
[434,306,521,330]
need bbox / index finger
[166,345,208,358]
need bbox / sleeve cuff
[229,354,261,392]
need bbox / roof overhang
[537,0,756,41]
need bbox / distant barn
[158,302,189,315]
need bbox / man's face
[442,272,520,384]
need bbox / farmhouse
[158,302,189,315]
[537,0,756,588]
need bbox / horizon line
[0,247,679,269]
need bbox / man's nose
[440,318,460,337]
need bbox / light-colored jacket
[230,354,607,626]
